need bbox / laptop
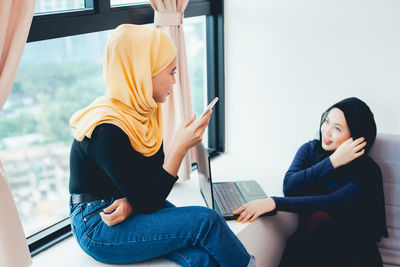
[194,143,275,220]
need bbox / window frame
[26,0,224,255]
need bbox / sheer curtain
[150,0,198,182]
[0,0,36,266]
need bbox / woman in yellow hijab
[68,24,255,267]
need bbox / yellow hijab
[69,24,177,156]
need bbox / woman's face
[152,58,177,103]
[320,108,351,151]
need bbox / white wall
[212,0,400,195]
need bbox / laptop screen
[194,143,214,209]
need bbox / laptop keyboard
[213,183,246,215]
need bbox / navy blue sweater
[272,140,389,242]
[69,123,178,214]
[272,140,362,213]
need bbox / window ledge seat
[32,158,298,267]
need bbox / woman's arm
[284,138,367,196]
[88,112,212,215]
[163,111,211,176]
[235,180,361,223]
[88,127,177,214]
[274,180,361,212]
[283,142,335,196]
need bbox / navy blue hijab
[316,97,388,242]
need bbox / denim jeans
[70,197,256,267]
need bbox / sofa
[370,134,400,267]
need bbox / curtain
[150,0,197,182]
[0,0,36,266]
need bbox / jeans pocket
[83,208,103,222]
[82,197,114,232]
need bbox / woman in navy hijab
[235,97,388,267]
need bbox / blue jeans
[70,197,256,267]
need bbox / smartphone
[200,97,219,118]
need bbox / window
[111,0,149,6]
[184,16,208,145]
[2,31,110,237]
[184,16,207,117]
[34,0,86,14]
[1,0,223,254]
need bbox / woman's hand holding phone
[174,111,212,152]
[163,101,215,177]
[177,97,218,151]
[169,97,218,152]
[330,137,367,168]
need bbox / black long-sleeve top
[69,123,178,214]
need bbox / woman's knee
[306,211,333,230]
[297,211,334,240]
[185,206,225,238]
[192,206,223,223]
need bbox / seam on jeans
[81,211,89,232]
[83,232,196,247]
[70,205,83,219]
[170,251,192,267]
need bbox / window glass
[184,16,208,146]
[111,0,149,7]
[1,31,111,237]
[184,16,207,120]
[34,0,85,14]
[2,17,207,237]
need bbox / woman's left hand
[100,198,133,226]
[233,198,276,223]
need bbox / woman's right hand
[163,110,212,176]
[100,198,133,226]
[233,198,276,223]
[329,137,367,168]
[173,110,212,152]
